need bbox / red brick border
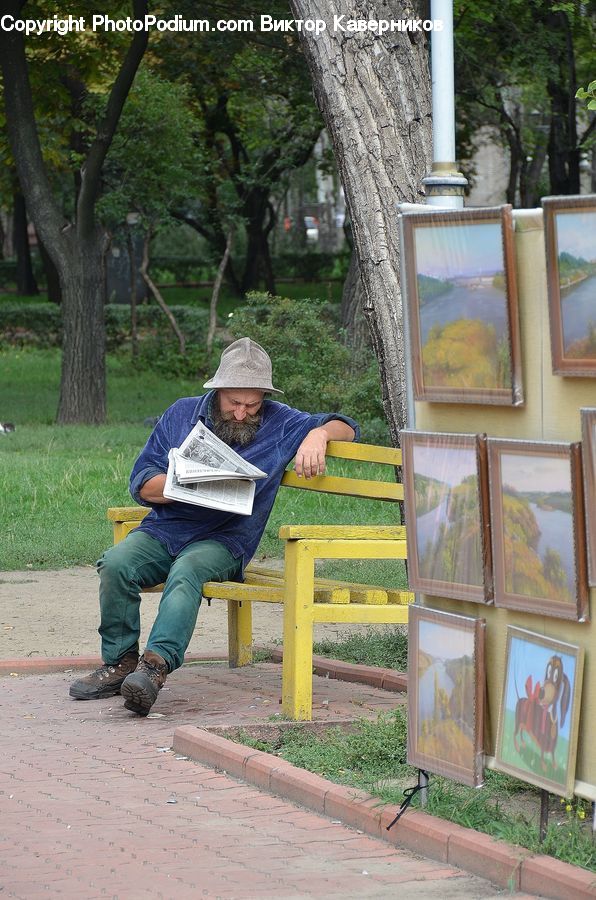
[172,725,596,900]
[268,647,408,692]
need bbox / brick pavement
[0,662,537,899]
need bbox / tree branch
[77,0,149,236]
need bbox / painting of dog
[495,627,583,797]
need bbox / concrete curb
[0,652,227,675]
[172,725,596,900]
[268,647,408,692]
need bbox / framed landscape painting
[581,408,596,585]
[488,438,589,621]
[407,605,486,787]
[495,627,584,797]
[543,195,596,376]
[401,430,493,603]
[401,205,523,405]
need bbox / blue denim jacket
[129,391,359,569]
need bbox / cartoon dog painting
[513,655,571,772]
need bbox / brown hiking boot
[120,651,168,716]
[69,651,139,700]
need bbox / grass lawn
[0,345,405,586]
[237,710,596,873]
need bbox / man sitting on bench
[69,337,357,715]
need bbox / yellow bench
[108,440,413,720]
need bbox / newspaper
[163,421,266,516]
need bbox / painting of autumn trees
[402,206,522,405]
[402,431,492,603]
[488,439,589,620]
[408,607,485,787]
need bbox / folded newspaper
[163,421,266,516]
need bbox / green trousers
[97,530,241,672]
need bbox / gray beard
[211,407,261,447]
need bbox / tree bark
[0,0,148,424]
[340,249,370,352]
[290,0,432,443]
[12,190,38,295]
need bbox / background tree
[289,0,432,442]
[97,69,203,357]
[454,0,596,206]
[156,0,323,295]
[0,0,149,423]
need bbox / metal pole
[421,0,467,208]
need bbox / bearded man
[70,338,358,715]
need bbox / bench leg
[282,541,314,721]
[228,600,253,667]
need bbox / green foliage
[97,67,202,232]
[576,80,596,109]
[240,709,410,789]
[228,292,387,442]
[313,628,408,670]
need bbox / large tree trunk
[341,249,370,352]
[290,0,432,443]
[57,234,107,424]
[241,190,277,294]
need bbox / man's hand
[294,420,356,478]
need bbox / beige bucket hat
[203,337,283,394]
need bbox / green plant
[313,627,408,670]
[228,291,387,441]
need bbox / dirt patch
[0,566,392,660]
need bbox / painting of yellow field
[401,206,522,405]
[407,606,485,787]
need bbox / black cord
[385,770,430,830]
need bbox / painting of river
[402,431,491,603]
[544,197,596,374]
[495,626,584,797]
[408,606,485,787]
[581,408,596,585]
[402,206,522,403]
[488,439,588,620]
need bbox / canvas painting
[544,195,596,376]
[581,408,596,585]
[401,430,492,603]
[495,626,584,797]
[407,605,485,788]
[488,439,589,621]
[401,205,523,405]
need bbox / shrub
[228,292,388,442]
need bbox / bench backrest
[108,440,402,542]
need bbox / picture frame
[488,438,589,621]
[495,626,584,797]
[401,430,493,603]
[401,205,523,405]
[581,408,596,585]
[543,195,596,377]
[407,605,486,788]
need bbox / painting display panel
[407,606,486,787]
[495,627,584,797]
[488,439,589,621]
[581,408,596,585]
[401,430,492,603]
[544,195,596,376]
[401,205,523,405]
